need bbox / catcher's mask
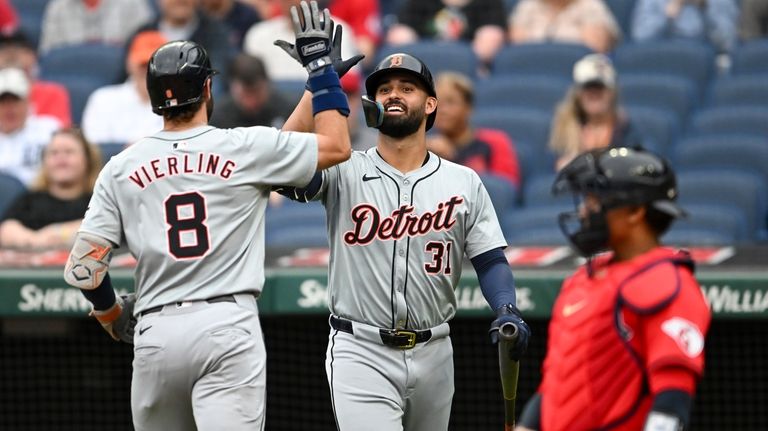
[362,52,437,130]
[552,147,686,257]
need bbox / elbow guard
[64,232,114,290]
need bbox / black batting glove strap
[489,303,530,361]
[290,1,333,68]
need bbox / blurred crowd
[0,0,767,251]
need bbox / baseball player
[62,2,351,429]
[275,50,531,430]
[515,147,711,431]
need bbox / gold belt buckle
[395,330,417,349]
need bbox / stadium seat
[99,143,127,164]
[39,44,124,86]
[273,80,307,106]
[479,174,519,221]
[605,0,636,37]
[662,227,738,246]
[707,76,768,109]
[522,173,571,207]
[676,169,767,238]
[472,107,551,150]
[266,200,326,232]
[625,105,679,155]
[501,203,569,237]
[673,135,768,182]
[688,107,768,137]
[513,140,557,182]
[672,203,750,242]
[506,225,568,246]
[493,43,593,79]
[376,42,478,78]
[732,39,768,75]
[11,0,48,48]
[0,173,26,219]
[46,76,103,126]
[613,40,715,97]
[266,225,329,248]
[474,75,570,113]
[618,75,694,123]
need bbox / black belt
[329,315,432,349]
[140,294,237,317]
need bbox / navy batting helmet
[365,53,437,131]
[147,41,217,114]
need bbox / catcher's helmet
[147,41,217,115]
[552,147,685,218]
[364,53,437,130]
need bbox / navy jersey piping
[376,166,400,329]
[146,127,217,142]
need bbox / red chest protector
[540,247,696,431]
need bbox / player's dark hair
[645,205,675,236]
[162,99,204,123]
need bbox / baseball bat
[498,322,520,431]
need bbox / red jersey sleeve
[622,263,711,379]
[30,81,72,127]
[475,128,521,187]
[329,0,382,44]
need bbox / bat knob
[499,322,518,341]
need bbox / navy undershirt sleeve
[80,273,117,311]
[471,247,516,310]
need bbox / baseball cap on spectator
[129,31,168,66]
[573,54,616,89]
[0,67,30,98]
[340,70,361,95]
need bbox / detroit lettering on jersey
[128,152,237,190]
[343,196,464,245]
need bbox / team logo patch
[661,317,704,358]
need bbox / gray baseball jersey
[80,125,318,314]
[317,148,507,329]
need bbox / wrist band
[308,67,349,116]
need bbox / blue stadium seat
[266,226,329,248]
[605,0,636,37]
[732,39,768,75]
[11,0,48,49]
[625,105,679,155]
[501,203,569,238]
[493,43,593,79]
[376,42,478,78]
[479,174,518,221]
[676,169,767,238]
[619,75,695,123]
[472,107,552,149]
[506,225,568,246]
[672,203,750,242]
[99,143,127,165]
[689,107,768,137]
[613,40,715,97]
[662,227,737,246]
[522,173,571,207]
[707,76,768,109]
[474,75,570,113]
[266,200,326,232]
[513,140,557,182]
[46,76,102,126]
[39,43,124,85]
[673,135,768,182]
[0,173,26,219]
[273,80,306,106]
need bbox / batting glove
[91,294,136,343]
[284,1,334,73]
[489,303,530,362]
[275,22,364,79]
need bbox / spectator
[201,0,261,48]
[209,53,294,129]
[81,31,166,146]
[323,0,381,68]
[549,54,643,171]
[427,72,521,187]
[509,0,619,53]
[0,68,61,186]
[387,0,506,69]
[341,70,377,151]
[243,0,359,80]
[631,0,738,52]
[39,0,154,53]
[0,128,101,249]
[0,0,17,34]
[739,0,768,41]
[0,32,71,126]
[133,0,235,88]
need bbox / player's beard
[379,104,425,138]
